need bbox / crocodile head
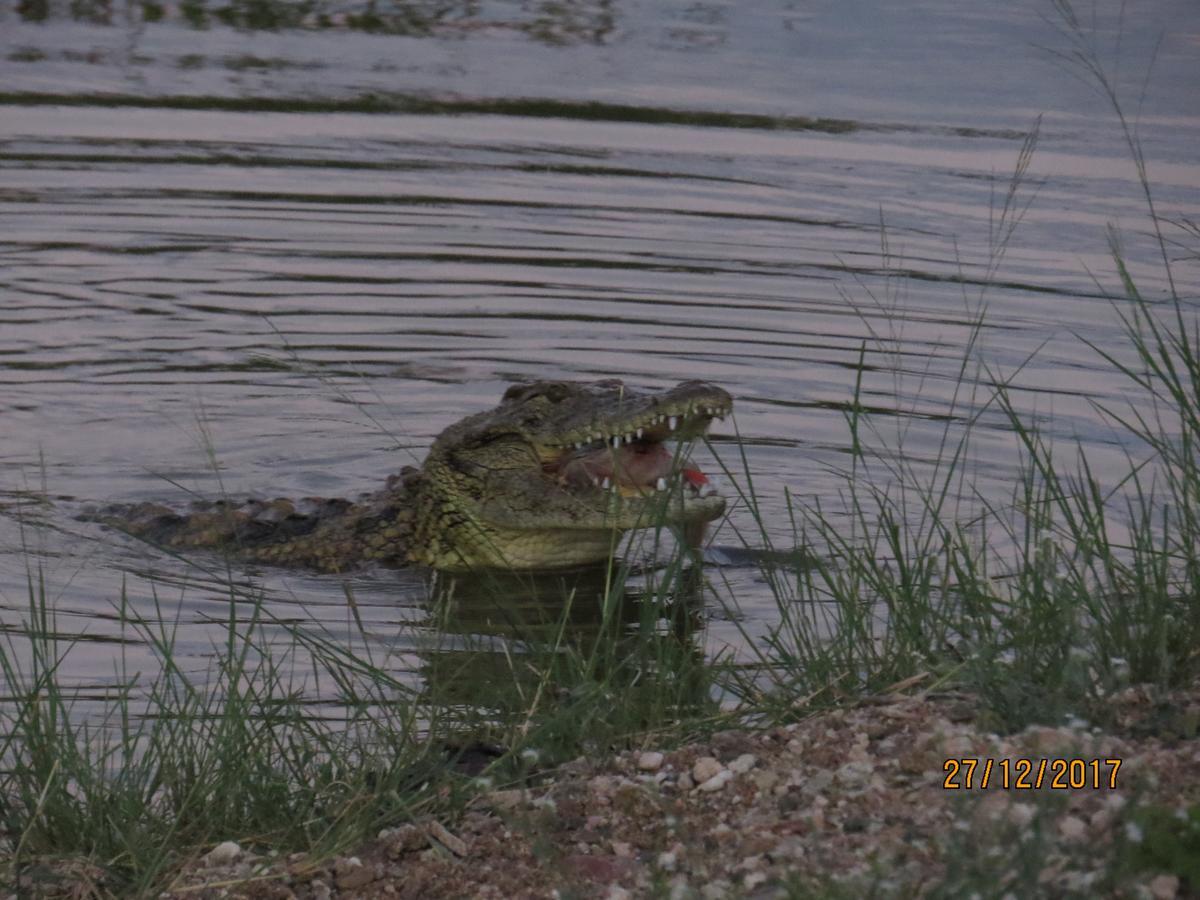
[411,379,733,570]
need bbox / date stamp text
[942,758,1122,790]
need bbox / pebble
[743,870,768,890]
[751,769,779,792]
[1007,802,1036,828]
[1149,874,1180,899]
[482,789,525,811]
[203,841,243,867]
[677,773,695,791]
[382,824,428,857]
[638,751,665,771]
[708,823,735,843]
[693,757,724,783]
[728,754,758,775]
[605,887,633,900]
[1057,815,1086,842]
[334,857,375,892]
[428,821,468,857]
[698,770,734,793]
[657,850,678,871]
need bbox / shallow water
[1,0,1198,712]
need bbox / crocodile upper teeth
[655,477,667,491]
[636,427,643,439]
[668,416,678,431]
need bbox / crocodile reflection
[415,564,716,733]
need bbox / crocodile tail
[85,497,355,564]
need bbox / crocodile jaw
[414,380,733,571]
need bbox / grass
[3,3,1198,896]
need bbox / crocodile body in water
[95,379,732,572]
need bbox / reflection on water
[418,565,715,745]
[0,0,1198,717]
[14,0,619,42]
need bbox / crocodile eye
[503,381,570,405]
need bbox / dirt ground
[16,681,1200,899]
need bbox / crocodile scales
[96,379,732,572]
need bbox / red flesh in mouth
[554,441,709,491]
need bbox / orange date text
[941,757,1121,790]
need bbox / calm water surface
[1,0,1198,710]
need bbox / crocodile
[97,379,732,572]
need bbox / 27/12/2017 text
[942,758,1122,790]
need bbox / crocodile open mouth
[546,401,729,500]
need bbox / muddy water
[1,1,1198,711]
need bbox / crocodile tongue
[555,441,710,494]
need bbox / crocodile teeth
[636,427,643,439]
[668,415,678,431]
[655,477,667,491]
[601,476,612,490]
[611,435,620,448]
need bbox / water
[1,0,1198,709]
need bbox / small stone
[657,850,678,871]
[590,775,619,797]
[335,857,375,892]
[751,769,779,793]
[677,773,695,791]
[605,886,633,900]
[482,789,525,810]
[311,880,332,900]
[743,870,768,890]
[698,770,734,793]
[1149,874,1180,899]
[693,757,724,783]
[427,821,468,857]
[638,751,665,772]
[701,879,732,899]
[708,823,735,843]
[1057,815,1086,842]
[777,792,803,814]
[835,760,875,788]
[383,824,428,857]
[1007,802,1036,828]
[612,841,634,858]
[204,841,243,867]
[728,754,757,775]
